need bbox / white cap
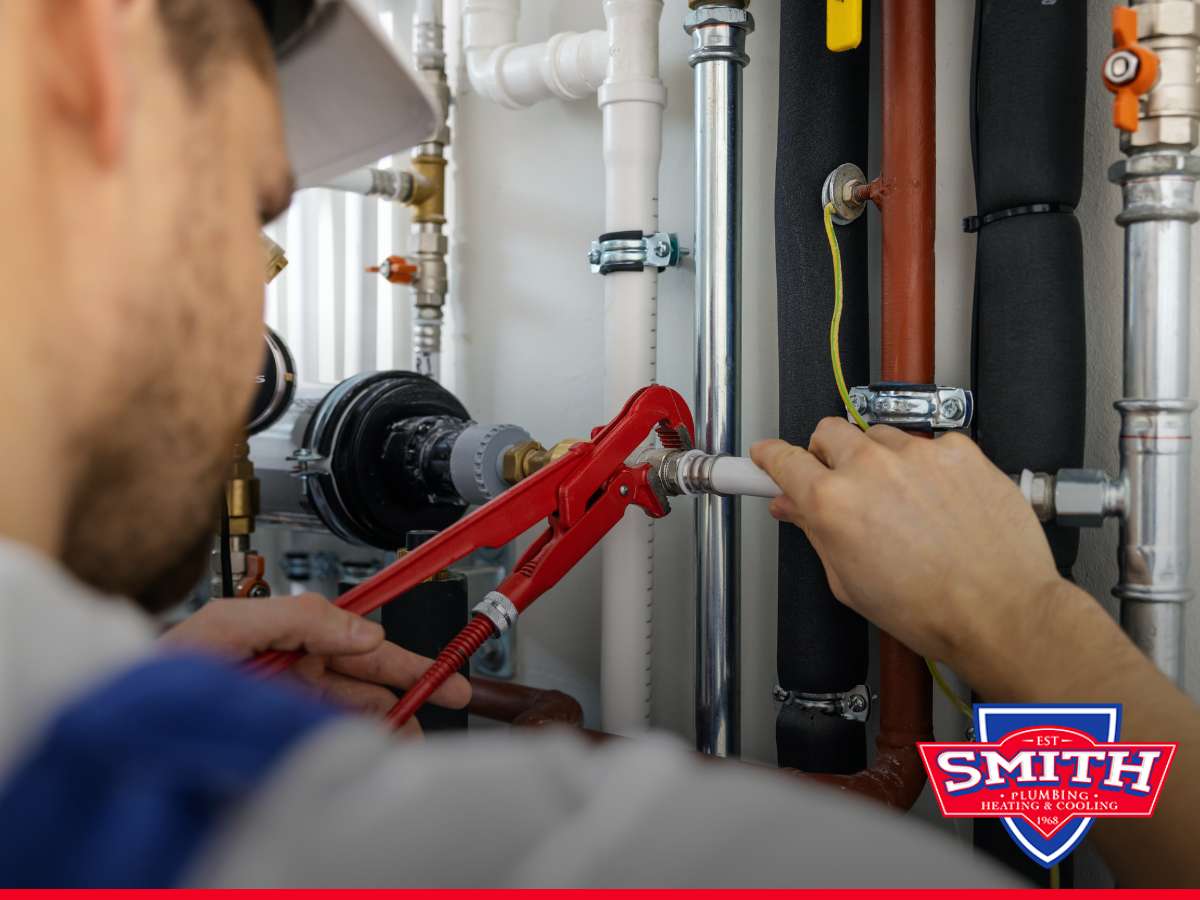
[266,0,438,187]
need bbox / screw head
[619,484,631,497]
[1105,50,1140,86]
[655,240,671,258]
[847,694,868,714]
[773,686,789,703]
[588,248,602,265]
[940,398,964,421]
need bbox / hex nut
[1139,1,1200,39]
[1104,50,1140,86]
[684,5,754,33]
[1054,469,1114,529]
[412,231,449,255]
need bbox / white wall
[447,0,783,759]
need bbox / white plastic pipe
[598,0,666,734]
[320,168,378,196]
[462,0,608,109]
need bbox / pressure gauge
[247,327,297,437]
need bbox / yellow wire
[824,202,870,432]
[823,201,976,743]
[825,216,1052,883]
[926,657,972,719]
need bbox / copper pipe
[796,640,932,808]
[879,0,935,383]
[799,0,935,810]
[468,677,584,728]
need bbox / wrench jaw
[658,422,694,452]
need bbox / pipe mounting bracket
[849,384,974,432]
[773,684,873,724]
[588,231,689,275]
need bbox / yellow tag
[827,0,863,53]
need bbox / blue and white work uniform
[0,539,1018,888]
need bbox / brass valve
[261,233,288,285]
[225,442,261,537]
[502,439,582,485]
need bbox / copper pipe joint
[468,677,584,728]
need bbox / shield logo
[974,703,1122,869]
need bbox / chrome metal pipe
[686,5,753,758]
[411,0,450,381]
[1111,152,1200,685]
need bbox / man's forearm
[958,579,1198,887]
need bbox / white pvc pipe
[708,458,781,500]
[598,0,666,734]
[320,168,379,196]
[462,0,607,109]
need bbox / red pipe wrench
[247,385,694,727]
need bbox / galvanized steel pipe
[686,3,753,758]
[1109,0,1200,685]
[1112,152,1200,684]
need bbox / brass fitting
[502,439,583,485]
[225,442,260,537]
[409,154,446,225]
[396,547,452,581]
[406,172,435,207]
[261,233,288,284]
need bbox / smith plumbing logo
[918,704,1176,868]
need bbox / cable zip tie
[962,202,1076,234]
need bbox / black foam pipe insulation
[775,1,871,773]
[970,0,1087,576]
[969,0,1086,885]
[380,530,469,733]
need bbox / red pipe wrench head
[591,385,695,451]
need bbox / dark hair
[156,0,274,92]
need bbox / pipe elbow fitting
[465,45,519,108]
[542,30,609,101]
[467,32,608,109]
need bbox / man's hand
[755,419,1200,888]
[752,419,1063,672]
[162,593,471,737]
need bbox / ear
[37,0,131,168]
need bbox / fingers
[768,494,801,523]
[256,593,385,657]
[808,417,872,468]
[751,439,827,506]
[167,593,385,660]
[310,670,405,719]
[330,641,472,710]
[395,716,424,741]
[865,424,912,451]
[307,670,426,740]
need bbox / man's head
[0,0,295,611]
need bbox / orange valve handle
[367,255,419,285]
[1103,6,1159,134]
